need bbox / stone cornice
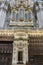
[0,29,41,33]
[0,29,43,36]
[0,34,14,41]
[0,29,43,34]
[0,30,43,41]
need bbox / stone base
[17,61,23,64]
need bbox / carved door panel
[0,41,13,65]
[0,54,7,65]
[34,55,43,65]
[0,53,12,65]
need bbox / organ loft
[0,0,43,65]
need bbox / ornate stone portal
[12,32,28,64]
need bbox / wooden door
[0,53,12,65]
[18,51,23,63]
[34,55,43,65]
[0,41,13,65]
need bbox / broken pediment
[14,32,28,39]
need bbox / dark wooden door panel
[18,51,23,61]
[0,53,12,65]
[34,55,43,65]
[0,41,13,65]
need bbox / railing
[9,21,34,26]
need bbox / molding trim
[0,30,43,36]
